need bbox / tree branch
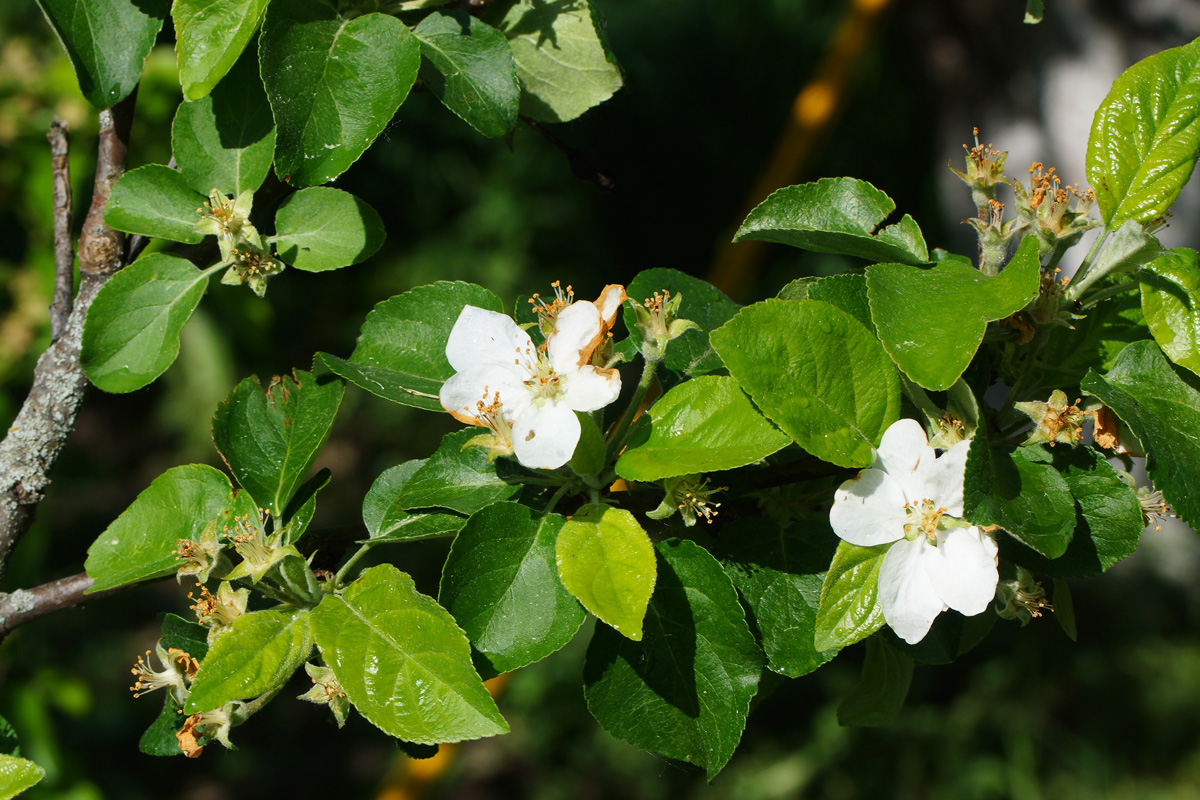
[47,118,74,343]
[0,573,122,638]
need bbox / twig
[0,572,122,638]
[47,119,74,342]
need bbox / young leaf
[85,465,233,592]
[172,46,276,196]
[715,518,839,677]
[160,613,210,660]
[734,177,929,265]
[185,608,314,713]
[414,12,520,138]
[261,4,420,186]
[272,188,385,272]
[439,503,584,677]
[391,429,519,515]
[780,273,875,334]
[311,563,508,744]
[1140,248,1200,377]
[623,268,740,377]
[814,541,888,651]
[211,370,345,518]
[34,0,166,109]
[362,463,467,543]
[615,375,791,482]
[0,753,46,796]
[836,636,913,727]
[174,0,270,101]
[103,165,207,244]
[866,235,1041,390]
[318,281,503,410]
[711,299,900,469]
[556,505,656,641]
[583,539,762,780]
[1087,39,1200,226]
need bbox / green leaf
[390,429,519,515]
[715,518,839,677]
[898,610,995,666]
[172,46,276,196]
[320,281,503,410]
[616,376,791,481]
[963,438,1076,558]
[272,188,385,271]
[623,268,740,377]
[1087,39,1200,225]
[160,613,210,660]
[735,177,929,265]
[780,273,876,334]
[185,608,313,713]
[139,699,185,757]
[439,503,584,677]
[311,563,508,744]
[836,636,913,727]
[174,0,270,101]
[414,11,520,138]
[362,463,467,543]
[34,0,167,109]
[262,3,421,186]
[1082,340,1200,528]
[211,370,344,517]
[103,165,207,244]
[85,465,233,592]
[583,539,762,780]
[1140,248,1200,377]
[711,299,900,468]
[280,468,331,545]
[814,541,887,651]
[0,753,45,796]
[1037,293,1149,390]
[0,716,18,757]
[486,0,622,123]
[866,235,1042,390]
[556,504,656,641]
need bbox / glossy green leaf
[185,608,313,713]
[486,0,622,123]
[414,12,520,138]
[866,235,1042,390]
[623,268,740,377]
[583,539,762,779]
[556,504,656,641]
[172,46,275,196]
[34,0,166,108]
[319,281,503,410]
[711,299,900,468]
[1082,340,1200,528]
[715,518,839,677]
[103,165,207,244]
[1037,292,1149,391]
[262,4,420,186]
[814,541,887,651]
[780,273,875,334]
[735,177,929,265]
[280,468,331,546]
[836,636,913,727]
[272,188,385,271]
[1087,39,1200,225]
[85,465,233,592]
[362,462,467,543]
[174,0,269,101]
[391,429,519,515]
[440,503,583,677]
[312,563,508,744]
[0,753,45,796]
[211,370,344,518]
[139,700,186,757]
[616,376,791,481]
[160,613,210,660]
[1140,248,1200,376]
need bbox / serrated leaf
[103,165,207,244]
[415,11,520,137]
[780,273,876,334]
[85,465,233,592]
[616,376,790,481]
[320,281,503,410]
[272,188,385,271]
[1140,248,1200,377]
[866,236,1042,390]
[174,0,270,101]
[814,540,887,651]
[711,299,900,469]
[836,636,913,727]
[0,753,45,796]
[262,3,420,186]
[556,504,656,641]
[735,177,929,265]
[439,503,584,677]
[391,429,519,515]
[583,539,762,780]
[361,462,467,543]
[1087,39,1200,225]
[312,563,508,744]
[623,268,740,377]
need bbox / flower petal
[874,418,932,475]
[512,403,581,469]
[594,284,627,330]
[830,469,910,547]
[445,306,536,373]
[440,363,531,425]
[920,438,970,517]
[548,301,603,373]
[561,365,621,412]
[879,538,947,644]
[923,526,999,616]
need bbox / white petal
[874,419,937,501]
[829,469,909,547]
[512,403,581,469]
[923,526,999,616]
[560,365,621,412]
[920,438,970,516]
[879,538,947,644]
[440,363,532,424]
[547,301,602,373]
[445,306,536,373]
[594,284,627,328]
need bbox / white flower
[440,285,626,469]
[829,418,998,644]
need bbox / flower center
[904,498,948,544]
[522,346,564,402]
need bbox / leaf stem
[606,356,658,461]
[1064,227,1110,300]
[333,544,374,589]
[1078,279,1138,310]
[542,483,572,517]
